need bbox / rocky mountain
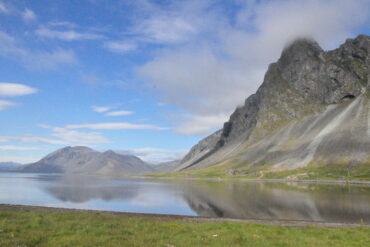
[178,34,370,173]
[0,162,22,171]
[152,160,182,173]
[16,146,155,176]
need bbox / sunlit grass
[0,206,369,247]
[150,162,370,181]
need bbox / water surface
[0,172,369,223]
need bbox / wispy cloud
[105,110,134,117]
[0,100,17,111]
[47,21,77,28]
[103,1,203,54]
[37,124,110,144]
[91,105,113,113]
[22,8,36,22]
[117,147,186,163]
[92,105,134,116]
[0,82,37,97]
[50,127,110,144]
[136,17,196,44]
[103,40,137,53]
[0,145,40,151]
[0,31,78,70]
[0,135,66,145]
[0,1,8,14]
[174,113,228,135]
[0,125,110,145]
[36,28,104,41]
[65,122,168,131]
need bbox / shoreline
[0,204,368,228]
[3,171,370,185]
[141,176,370,186]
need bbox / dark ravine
[16,146,155,176]
[177,35,370,172]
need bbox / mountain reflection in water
[0,173,369,223]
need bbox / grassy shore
[150,163,370,181]
[0,205,369,247]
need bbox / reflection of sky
[1,172,370,223]
[0,172,195,216]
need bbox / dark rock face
[180,129,222,166]
[179,35,370,171]
[16,146,154,175]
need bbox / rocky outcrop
[16,146,154,175]
[178,35,370,171]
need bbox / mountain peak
[280,37,323,65]
[17,146,154,175]
[178,34,370,172]
[71,146,94,151]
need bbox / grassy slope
[150,162,370,181]
[0,206,369,247]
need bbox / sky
[0,0,369,164]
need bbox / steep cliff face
[178,35,370,172]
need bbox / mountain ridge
[177,34,370,173]
[16,146,155,176]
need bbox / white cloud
[0,145,40,151]
[50,127,110,144]
[0,126,109,146]
[0,135,66,145]
[137,0,370,136]
[0,31,78,70]
[117,147,186,163]
[0,100,17,110]
[27,49,78,70]
[36,28,104,41]
[65,122,168,131]
[22,8,36,22]
[174,113,228,136]
[103,41,137,53]
[105,110,133,116]
[104,1,208,54]
[134,16,196,44]
[91,105,113,113]
[37,124,110,145]
[0,82,37,97]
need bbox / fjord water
[0,172,369,224]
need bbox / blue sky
[0,0,369,163]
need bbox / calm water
[0,172,369,223]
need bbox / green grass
[0,206,369,247]
[149,162,370,181]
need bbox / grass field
[0,205,369,247]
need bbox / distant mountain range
[0,162,23,171]
[16,146,156,176]
[177,34,370,174]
